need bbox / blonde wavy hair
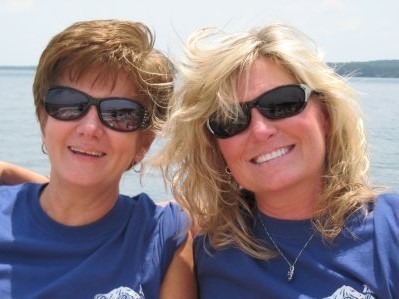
[33,19,174,134]
[157,23,376,260]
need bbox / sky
[0,0,398,66]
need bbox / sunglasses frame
[206,84,313,138]
[45,86,150,132]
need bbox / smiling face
[217,57,329,208]
[42,69,154,190]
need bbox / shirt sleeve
[157,201,190,278]
[373,193,399,298]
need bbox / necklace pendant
[287,265,295,282]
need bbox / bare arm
[160,230,198,299]
[0,161,49,185]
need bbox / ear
[133,131,155,164]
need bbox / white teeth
[254,147,290,164]
[69,146,105,157]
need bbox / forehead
[56,68,140,100]
[237,57,296,103]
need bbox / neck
[40,180,119,226]
[255,179,323,220]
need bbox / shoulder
[193,233,215,260]
[375,192,399,208]
[369,193,399,257]
[155,200,190,240]
[371,193,399,294]
[0,182,25,195]
[0,183,43,221]
[121,193,189,238]
[0,182,42,203]
[374,193,399,219]
[372,192,399,227]
[122,193,188,224]
[124,194,190,277]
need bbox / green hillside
[329,60,399,78]
[1,60,399,78]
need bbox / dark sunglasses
[45,86,150,132]
[206,84,313,138]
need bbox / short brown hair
[33,19,174,132]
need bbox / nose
[247,108,277,139]
[75,106,104,137]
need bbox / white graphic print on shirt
[94,285,145,299]
[323,285,376,299]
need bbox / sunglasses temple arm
[206,119,215,135]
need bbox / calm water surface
[0,70,398,201]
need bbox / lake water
[0,69,398,201]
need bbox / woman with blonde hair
[159,23,398,298]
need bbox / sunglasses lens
[99,100,147,132]
[257,85,306,119]
[45,87,149,132]
[208,112,249,139]
[207,85,309,138]
[45,88,88,120]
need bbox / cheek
[310,100,330,135]
[300,101,330,143]
[217,139,234,161]
[302,113,329,163]
[42,119,76,156]
[217,138,244,168]
[42,119,56,144]
[116,134,144,160]
[39,115,48,134]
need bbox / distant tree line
[1,60,399,78]
[328,60,399,78]
[0,66,36,70]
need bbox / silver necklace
[257,214,315,282]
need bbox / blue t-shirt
[0,183,188,299]
[194,193,399,299]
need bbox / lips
[252,145,293,164]
[68,146,105,157]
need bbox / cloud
[0,0,34,11]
